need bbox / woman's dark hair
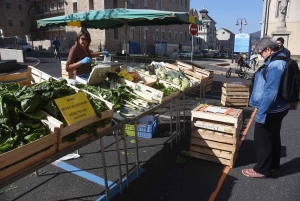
[76,28,91,46]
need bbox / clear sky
[190,0,263,34]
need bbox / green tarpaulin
[37,8,202,29]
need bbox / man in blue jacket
[242,36,290,178]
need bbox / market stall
[0,8,216,200]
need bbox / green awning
[37,8,202,29]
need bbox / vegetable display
[0,78,112,153]
[152,82,178,97]
[75,82,157,112]
[136,62,192,91]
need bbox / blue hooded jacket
[249,50,290,124]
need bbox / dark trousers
[253,108,289,176]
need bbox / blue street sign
[234,33,250,53]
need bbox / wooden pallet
[0,66,52,85]
[0,114,58,180]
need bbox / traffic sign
[189,24,198,35]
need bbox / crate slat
[190,150,236,167]
[191,127,239,144]
[190,145,234,160]
[0,145,57,180]
[190,137,237,152]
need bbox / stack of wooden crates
[221,82,250,107]
[190,104,243,167]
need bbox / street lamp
[236,18,247,33]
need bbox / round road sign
[189,24,198,35]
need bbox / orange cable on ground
[208,108,257,201]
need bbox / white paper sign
[205,106,227,114]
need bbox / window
[168,32,171,41]
[185,0,188,7]
[180,33,182,41]
[174,32,177,41]
[144,29,148,39]
[114,28,118,39]
[130,28,135,39]
[89,0,94,10]
[223,31,225,34]
[155,31,159,40]
[8,20,13,27]
[20,21,24,27]
[129,0,134,9]
[180,0,183,6]
[6,3,11,9]
[156,2,159,10]
[144,0,148,9]
[58,2,63,8]
[73,2,77,13]
[162,32,165,40]
[51,3,54,9]
[113,0,118,8]
[18,4,23,10]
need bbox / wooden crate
[0,114,58,181]
[0,66,52,85]
[174,61,194,71]
[190,104,242,167]
[221,82,250,107]
[131,71,157,87]
[191,104,243,129]
[61,61,74,79]
[47,93,114,151]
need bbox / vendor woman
[66,28,105,76]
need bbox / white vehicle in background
[19,42,32,52]
[178,50,192,57]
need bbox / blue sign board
[234,33,250,53]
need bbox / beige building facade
[1,0,193,55]
[261,0,300,58]
[65,0,192,55]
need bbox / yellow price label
[118,68,134,81]
[54,92,96,126]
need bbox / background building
[261,0,300,58]
[1,0,205,55]
[65,0,191,56]
[216,28,234,53]
[194,7,217,51]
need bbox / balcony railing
[30,26,65,32]
[29,6,64,16]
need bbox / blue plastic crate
[137,117,158,132]
[137,118,158,139]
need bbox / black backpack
[263,56,300,103]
